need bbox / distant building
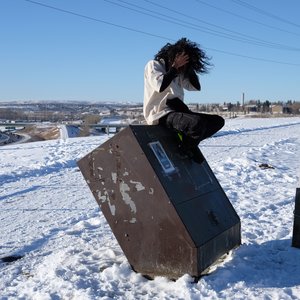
[270,105,283,114]
[245,104,258,113]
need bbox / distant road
[0,132,24,145]
[0,133,9,144]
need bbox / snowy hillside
[1,117,300,299]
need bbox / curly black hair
[154,38,211,74]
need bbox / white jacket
[143,59,198,125]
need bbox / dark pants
[160,110,224,147]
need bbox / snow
[1,117,300,299]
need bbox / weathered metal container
[77,125,241,279]
[292,188,300,248]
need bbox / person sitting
[143,38,224,161]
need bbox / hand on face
[172,52,189,72]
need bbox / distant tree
[262,100,270,113]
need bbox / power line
[204,46,300,66]
[104,0,300,52]
[105,0,275,47]
[23,0,171,41]
[231,0,300,29]
[138,0,300,51]
[194,0,300,37]
[23,0,300,66]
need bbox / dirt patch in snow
[19,125,60,142]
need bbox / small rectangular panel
[177,189,240,247]
[149,141,176,174]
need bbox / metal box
[77,125,241,279]
[292,188,300,248]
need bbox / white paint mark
[97,190,116,216]
[149,188,154,195]
[111,172,117,184]
[130,180,145,192]
[119,182,137,213]
[123,218,137,223]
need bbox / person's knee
[218,116,225,129]
[188,116,207,139]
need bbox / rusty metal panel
[78,126,197,279]
[78,125,241,279]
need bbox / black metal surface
[130,125,240,237]
[292,188,300,248]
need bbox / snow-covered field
[1,117,300,299]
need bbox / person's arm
[159,67,178,92]
[160,52,190,92]
[185,68,201,91]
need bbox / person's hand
[172,52,189,71]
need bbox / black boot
[177,133,204,164]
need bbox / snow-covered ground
[1,117,300,299]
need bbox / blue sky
[1,0,300,104]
